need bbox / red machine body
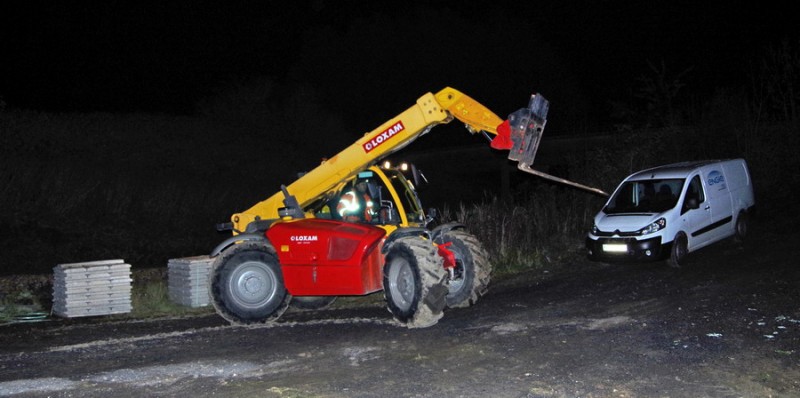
[265,219,386,296]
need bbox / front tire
[667,233,688,268]
[439,230,492,308]
[383,237,448,328]
[210,241,291,325]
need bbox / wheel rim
[229,260,278,309]
[447,250,466,297]
[387,257,415,312]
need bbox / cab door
[332,167,422,228]
[680,174,713,250]
[372,166,425,227]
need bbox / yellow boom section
[435,87,503,136]
[230,87,504,233]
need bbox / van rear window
[604,179,685,214]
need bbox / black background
[2,2,796,130]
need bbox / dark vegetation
[1,41,799,280]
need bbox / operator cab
[308,166,426,227]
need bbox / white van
[585,159,755,267]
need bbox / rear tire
[290,296,337,310]
[210,241,291,325]
[667,233,688,268]
[383,237,448,328]
[440,230,492,308]
[734,211,748,244]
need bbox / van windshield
[604,179,684,214]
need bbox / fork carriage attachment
[507,93,549,166]
[503,94,609,197]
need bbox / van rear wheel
[734,212,748,244]
[668,233,688,268]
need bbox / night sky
[0,2,797,275]
[1,2,796,130]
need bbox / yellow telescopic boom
[229,88,507,233]
[227,87,605,234]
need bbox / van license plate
[602,244,627,253]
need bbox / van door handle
[704,205,711,210]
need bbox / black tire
[667,233,688,268]
[733,211,748,244]
[383,237,448,328]
[440,230,492,308]
[210,241,291,325]
[290,296,338,310]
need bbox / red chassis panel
[266,219,386,296]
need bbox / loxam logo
[363,121,405,153]
[290,235,319,242]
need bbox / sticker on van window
[707,170,727,189]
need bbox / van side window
[682,175,705,214]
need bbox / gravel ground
[1,217,798,397]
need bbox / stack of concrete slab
[52,259,132,318]
[168,255,213,308]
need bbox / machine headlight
[638,218,666,235]
[591,224,599,235]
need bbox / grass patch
[129,270,214,319]
[0,298,45,323]
[0,269,213,324]
[0,275,51,323]
[441,190,597,276]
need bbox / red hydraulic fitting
[437,242,456,269]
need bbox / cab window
[386,170,424,224]
[605,179,683,214]
[681,175,705,214]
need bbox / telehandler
[209,87,600,328]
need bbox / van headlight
[591,224,599,235]
[638,218,666,235]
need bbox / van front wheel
[668,233,688,268]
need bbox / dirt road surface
[1,222,798,397]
